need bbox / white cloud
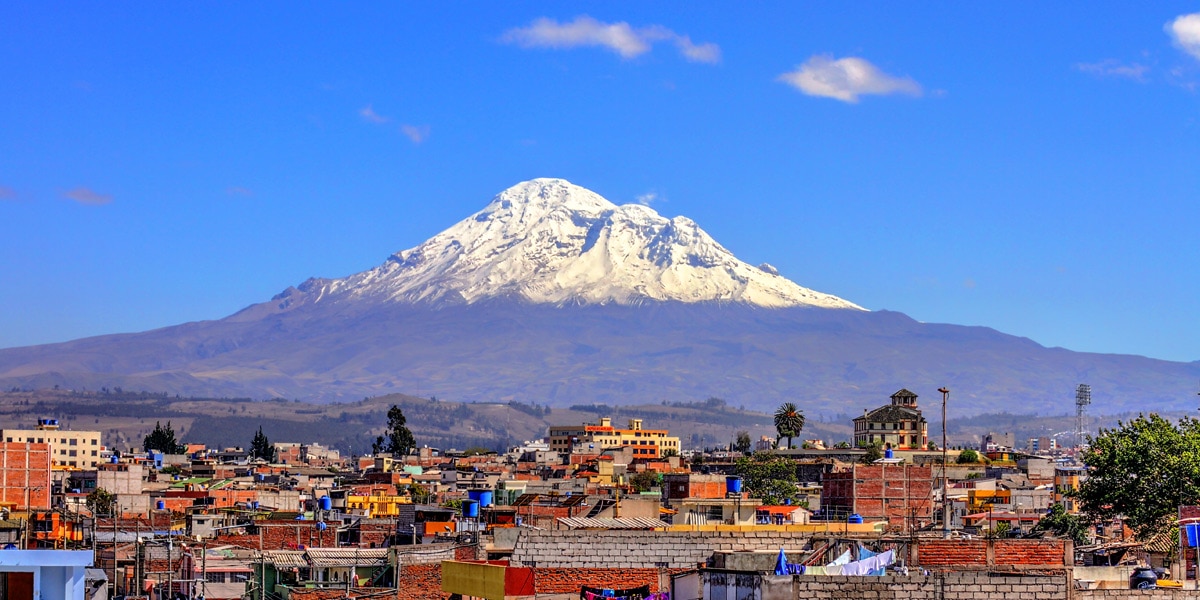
[401,124,430,144]
[359,105,390,124]
[777,55,922,103]
[635,192,661,206]
[1076,59,1149,81]
[63,187,112,206]
[502,16,720,63]
[1167,12,1200,60]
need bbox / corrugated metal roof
[262,551,307,568]
[305,548,388,567]
[557,517,668,530]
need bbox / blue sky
[2,3,1198,362]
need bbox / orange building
[549,417,680,458]
[0,442,52,509]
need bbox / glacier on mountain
[290,178,864,310]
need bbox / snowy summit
[284,178,863,310]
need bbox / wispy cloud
[225,186,253,196]
[502,16,720,64]
[635,192,663,207]
[1076,59,1150,81]
[359,105,390,124]
[0,186,16,201]
[777,55,922,103]
[1167,12,1200,60]
[401,124,430,144]
[63,187,112,206]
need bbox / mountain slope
[0,179,1196,416]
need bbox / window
[91,450,98,456]
[205,573,226,584]
[706,505,725,521]
[70,438,77,446]
[69,450,77,457]
[91,439,97,445]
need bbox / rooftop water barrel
[110,455,119,464]
[317,521,327,531]
[319,496,332,511]
[468,490,494,507]
[848,514,863,524]
[726,476,743,495]
[156,500,166,511]
[884,448,894,459]
[463,499,479,518]
[251,501,260,509]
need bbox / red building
[821,464,933,529]
[0,442,52,510]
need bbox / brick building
[821,463,934,529]
[549,417,680,459]
[0,441,52,510]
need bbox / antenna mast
[1074,384,1091,448]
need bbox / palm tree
[773,402,805,450]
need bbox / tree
[773,402,805,450]
[375,405,416,458]
[957,449,981,464]
[661,448,679,459]
[734,453,799,505]
[733,431,753,454]
[1075,413,1200,539]
[927,441,938,451]
[833,441,851,449]
[859,441,883,465]
[249,426,276,462]
[143,421,185,454]
[1032,503,1091,546]
[630,471,661,493]
[86,487,116,516]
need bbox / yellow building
[345,489,413,517]
[966,488,1011,514]
[549,417,680,458]
[1054,466,1086,514]
[1,419,103,469]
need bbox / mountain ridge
[0,179,1196,415]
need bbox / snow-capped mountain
[279,178,862,310]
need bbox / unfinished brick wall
[917,539,1067,568]
[533,567,693,594]
[0,442,52,509]
[821,464,933,526]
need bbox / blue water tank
[848,514,864,524]
[319,496,332,511]
[468,490,494,507]
[110,455,119,464]
[317,521,327,531]
[884,448,894,459]
[726,476,743,495]
[463,499,479,518]
[156,500,165,511]
[251,501,260,509]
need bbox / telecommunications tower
[1074,383,1091,448]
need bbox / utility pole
[939,387,950,539]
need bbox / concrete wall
[700,571,1072,600]
[511,530,817,569]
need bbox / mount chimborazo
[1,178,1196,416]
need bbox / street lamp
[939,387,950,539]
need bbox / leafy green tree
[86,487,116,515]
[773,402,805,450]
[1076,413,1200,539]
[927,441,938,451]
[249,426,277,462]
[859,441,883,465]
[374,405,416,458]
[833,441,851,449]
[143,421,185,454]
[661,448,679,459]
[734,453,799,505]
[957,449,981,464]
[630,471,661,493]
[733,431,753,454]
[1032,503,1091,546]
